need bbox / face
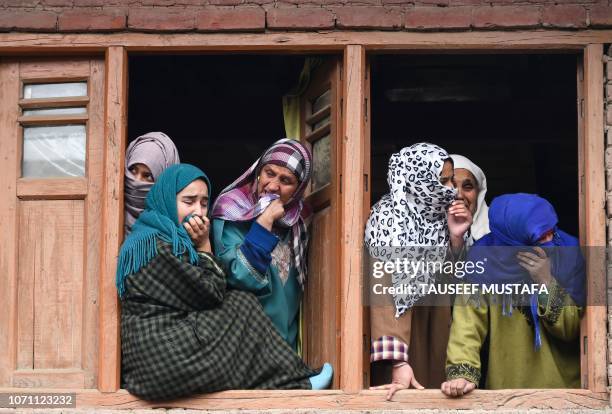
[176,179,209,224]
[128,163,154,183]
[537,230,554,244]
[454,168,479,215]
[257,163,299,205]
[439,160,454,188]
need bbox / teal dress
[213,219,301,350]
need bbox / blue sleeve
[212,219,277,294]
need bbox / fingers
[386,383,405,401]
[441,381,451,396]
[532,246,547,258]
[441,379,470,398]
[463,381,476,394]
[369,384,393,390]
[410,376,425,390]
[517,251,539,262]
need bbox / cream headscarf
[450,154,490,245]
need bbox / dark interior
[128,54,307,197]
[370,53,579,236]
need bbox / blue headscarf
[467,193,586,348]
[116,164,212,297]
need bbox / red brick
[589,5,612,27]
[0,10,57,31]
[405,6,471,29]
[208,0,243,5]
[415,0,449,5]
[267,7,334,29]
[196,7,265,31]
[4,0,40,7]
[72,0,107,5]
[128,8,195,31]
[334,6,403,29]
[542,5,586,28]
[41,0,73,5]
[58,9,126,31]
[472,5,541,29]
[140,0,178,5]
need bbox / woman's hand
[441,378,476,397]
[369,362,424,401]
[448,200,473,239]
[256,199,285,231]
[517,246,553,285]
[184,215,211,253]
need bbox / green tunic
[446,281,582,389]
[213,219,301,350]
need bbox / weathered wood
[11,370,85,389]
[0,388,605,410]
[98,46,127,392]
[30,200,85,370]
[300,59,342,388]
[362,58,372,388]
[18,58,91,80]
[16,178,87,200]
[16,202,35,371]
[582,44,608,394]
[83,58,104,388]
[18,114,88,125]
[341,45,366,393]
[19,96,89,109]
[2,31,612,51]
[0,60,20,387]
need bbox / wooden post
[0,60,20,387]
[98,46,128,392]
[340,45,366,393]
[582,43,608,393]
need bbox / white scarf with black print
[365,143,457,317]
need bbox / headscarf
[450,154,490,245]
[364,142,457,316]
[467,193,586,348]
[124,132,180,235]
[116,164,211,298]
[211,139,312,287]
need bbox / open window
[126,54,343,388]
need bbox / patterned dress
[120,241,315,401]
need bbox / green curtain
[282,57,323,140]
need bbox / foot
[309,362,333,390]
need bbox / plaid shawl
[211,139,312,287]
[120,241,316,400]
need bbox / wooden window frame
[0,31,609,410]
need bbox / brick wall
[0,0,610,33]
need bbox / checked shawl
[120,241,316,401]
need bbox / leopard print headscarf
[365,142,457,317]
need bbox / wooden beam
[1,31,612,52]
[98,46,127,392]
[16,178,87,200]
[0,60,20,387]
[340,44,366,393]
[0,388,606,410]
[582,44,608,394]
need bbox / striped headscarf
[211,139,312,287]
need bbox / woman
[442,193,585,397]
[124,131,180,235]
[365,143,472,399]
[450,154,490,245]
[117,164,332,401]
[211,139,312,350]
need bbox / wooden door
[300,58,342,388]
[0,57,104,388]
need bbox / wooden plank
[18,114,88,125]
[0,60,20,387]
[19,96,89,109]
[82,58,104,388]
[16,203,36,370]
[340,45,366,393]
[0,388,604,410]
[362,58,372,388]
[32,200,85,370]
[19,58,91,80]
[12,370,85,389]
[2,31,612,51]
[582,44,608,394]
[98,46,127,392]
[17,178,87,200]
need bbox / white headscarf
[365,143,457,317]
[450,154,490,245]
